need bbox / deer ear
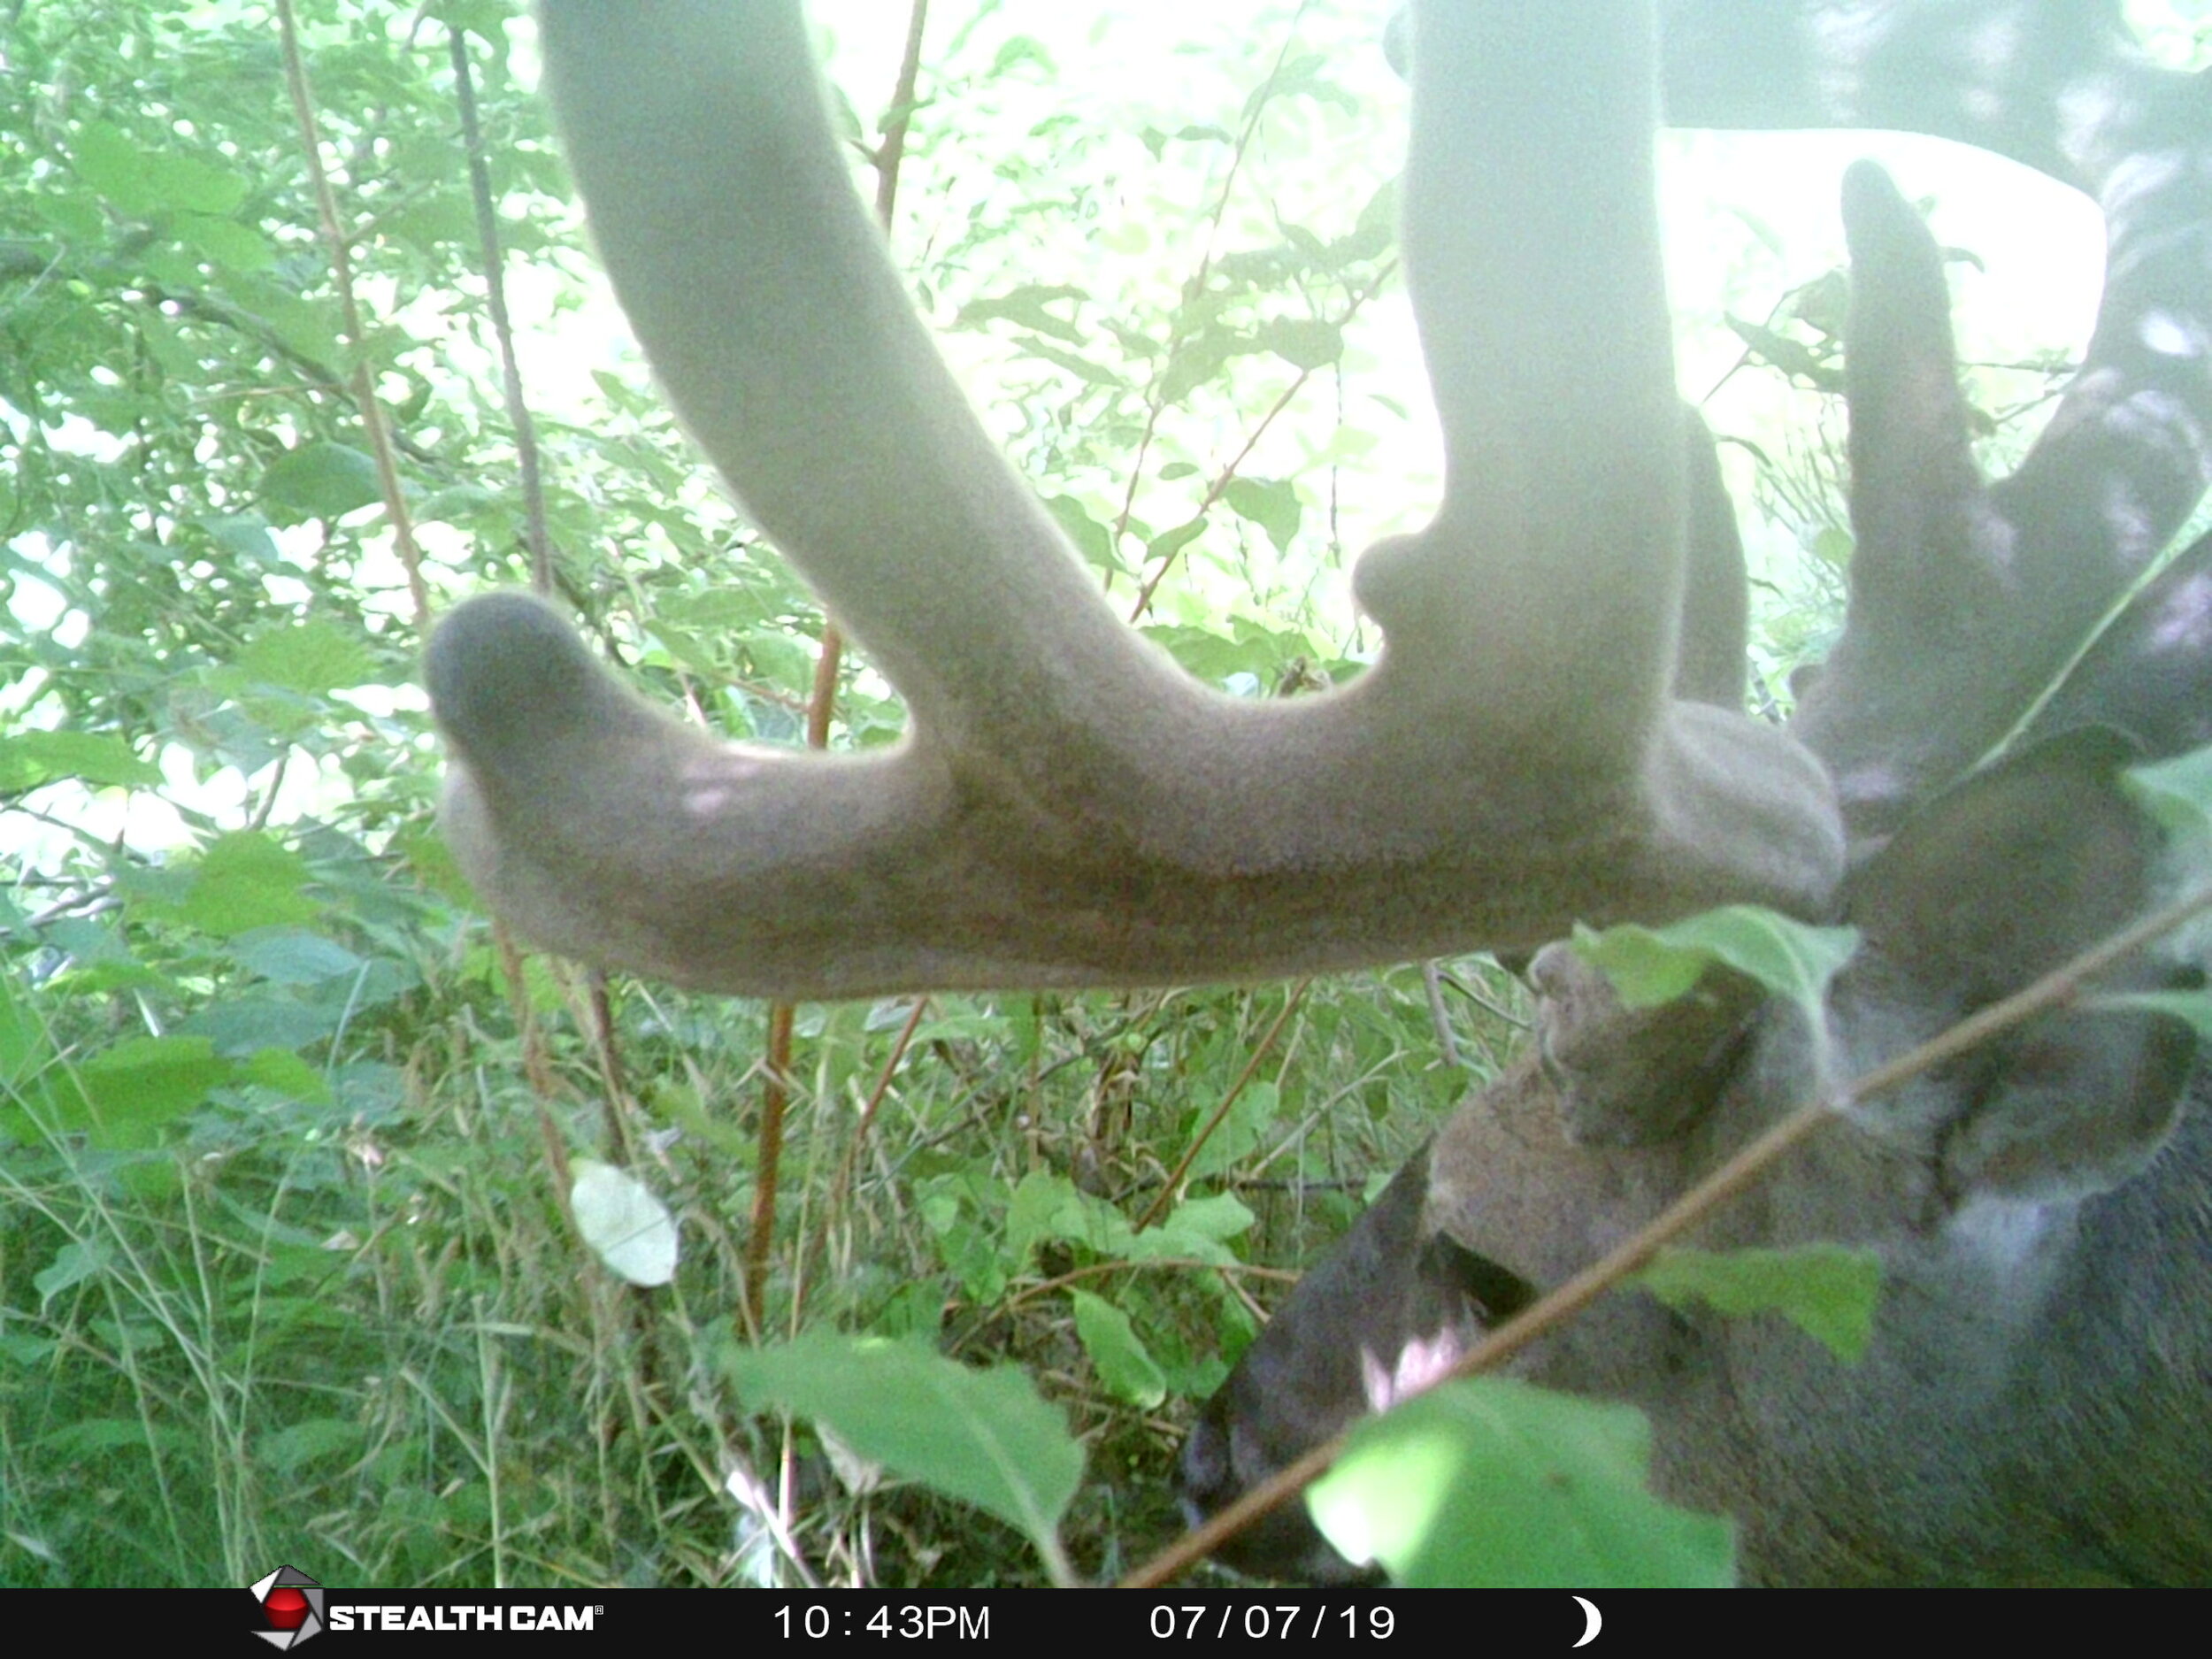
[1941,1000,2194,1206]
[1848,726,2197,1204]
[1848,727,2160,1000]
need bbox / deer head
[426,0,2212,1584]
[1179,4,2212,1587]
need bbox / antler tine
[430,2,1841,999]
[1659,2,2212,835]
[1373,4,1683,748]
[525,0,1165,749]
[1779,159,2004,841]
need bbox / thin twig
[274,0,429,628]
[1422,961,1461,1068]
[1134,982,1310,1232]
[450,24,553,596]
[1110,1,1317,565]
[745,1002,797,1331]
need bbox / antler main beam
[429,1,1842,999]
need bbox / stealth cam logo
[249,1565,325,1648]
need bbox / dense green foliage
[1,0,2170,1588]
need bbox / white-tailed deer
[1179,4,2212,1587]
[428,4,2212,1584]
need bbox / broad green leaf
[571,1159,680,1287]
[227,929,364,986]
[1020,337,1124,388]
[725,1332,1082,1578]
[1572,906,1859,1018]
[1152,1191,1254,1244]
[73,122,247,216]
[740,629,814,690]
[229,622,379,695]
[1141,622,1265,686]
[1309,1377,1735,1586]
[258,1418,365,1474]
[0,972,46,1084]
[34,1239,108,1306]
[79,1035,232,1148]
[955,283,1088,344]
[242,1048,332,1104]
[260,441,381,519]
[1044,495,1121,572]
[2125,744,2212,845]
[1069,1288,1166,1409]
[143,832,323,938]
[1634,1244,1882,1363]
[178,997,342,1056]
[1261,317,1342,370]
[71,122,154,213]
[0,730,160,790]
[176,211,273,272]
[1145,518,1207,568]
[1006,1170,1136,1263]
[1221,476,1301,552]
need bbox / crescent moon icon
[1571,1595,1601,1648]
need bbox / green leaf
[71,122,154,213]
[229,621,378,695]
[725,1332,1082,1578]
[1261,317,1342,370]
[241,1048,332,1103]
[1043,495,1121,573]
[259,441,381,519]
[1152,1191,1253,1244]
[0,971,49,1085]
[227,929,364,986]
[176,211,273,272]
[143,832,322,938]
[1571,906,1859,1019]
[1144,518,1207,568]
[35,1239,109,1306]
[74,121,250,218]
[258,1418,365,1475]
[0,731,161,790]
[1006,1170,1138,1263]
[1309,1377,1735,1586]
[2125,744,2212,845]
[1221,476,1301,552]
[1634,1244,1883,1363]
[1018,337,1124,388]
[1069,1289,1166,1409]
[79,1035,233,1148]
[955,283,1088,344]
